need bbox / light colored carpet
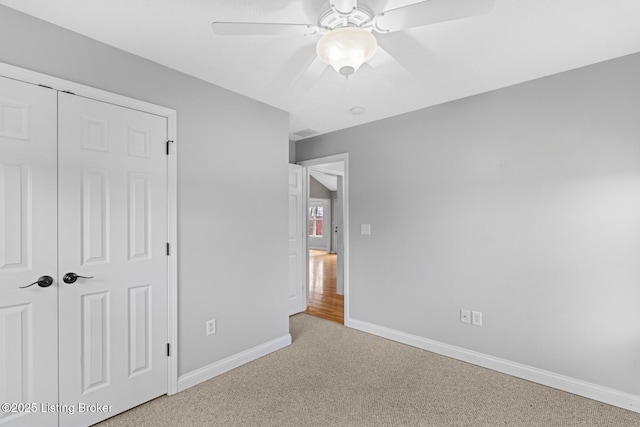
[97,314,640,426]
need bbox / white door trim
[0,61,179,395]
[298,153,349,323]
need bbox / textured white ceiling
[3,0,640,140]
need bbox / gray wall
[297,52,640,396]
[289,140,296,164]
[309,176,332,198]
[0,6,290,377]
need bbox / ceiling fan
[212,0,494,84]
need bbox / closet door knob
[63,272,94,284]
[20,275,54,288]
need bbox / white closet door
[57,93,168,427]
[0,78,58,426]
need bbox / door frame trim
[298,153,349,323]
[0,61,179,395]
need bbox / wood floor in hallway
[305,250,344,324]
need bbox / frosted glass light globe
[316,27,377,78]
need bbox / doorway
[299,154,349,325]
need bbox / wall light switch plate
[472,311,483,326]
[460,309,471,324]
[361,224,371,235]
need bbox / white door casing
[0,76,59,427]
[288,164,306,315]
[299,155,349,322]
[331,197,337,254]
[57,93,168,426]
[336,175,344,295]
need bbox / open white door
[57,93,168,426]
[288,164,306,315]
[0,76,59,427]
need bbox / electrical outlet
[460,309,471,324]
[471,311,483,326]
[206,319,216,336]
[361,224,371,235]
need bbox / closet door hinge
[166,140,174,155]
[166,242,170,256]
[167,343,170,357]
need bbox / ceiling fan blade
[374,0,495,33]
[211,22,319,36]
[271,44,317,91]
[331,0,358,16]
[376,32,431,78]
[289,56,328,94]
[367,45,414,81]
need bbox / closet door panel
[57,93,168,427]
[0,77,58,427]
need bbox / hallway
[305,250,344,324]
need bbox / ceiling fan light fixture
[316,27,377,78]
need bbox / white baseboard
[177,334,292,392]
[345,318,640,413]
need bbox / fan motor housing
[319,7,373,30]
